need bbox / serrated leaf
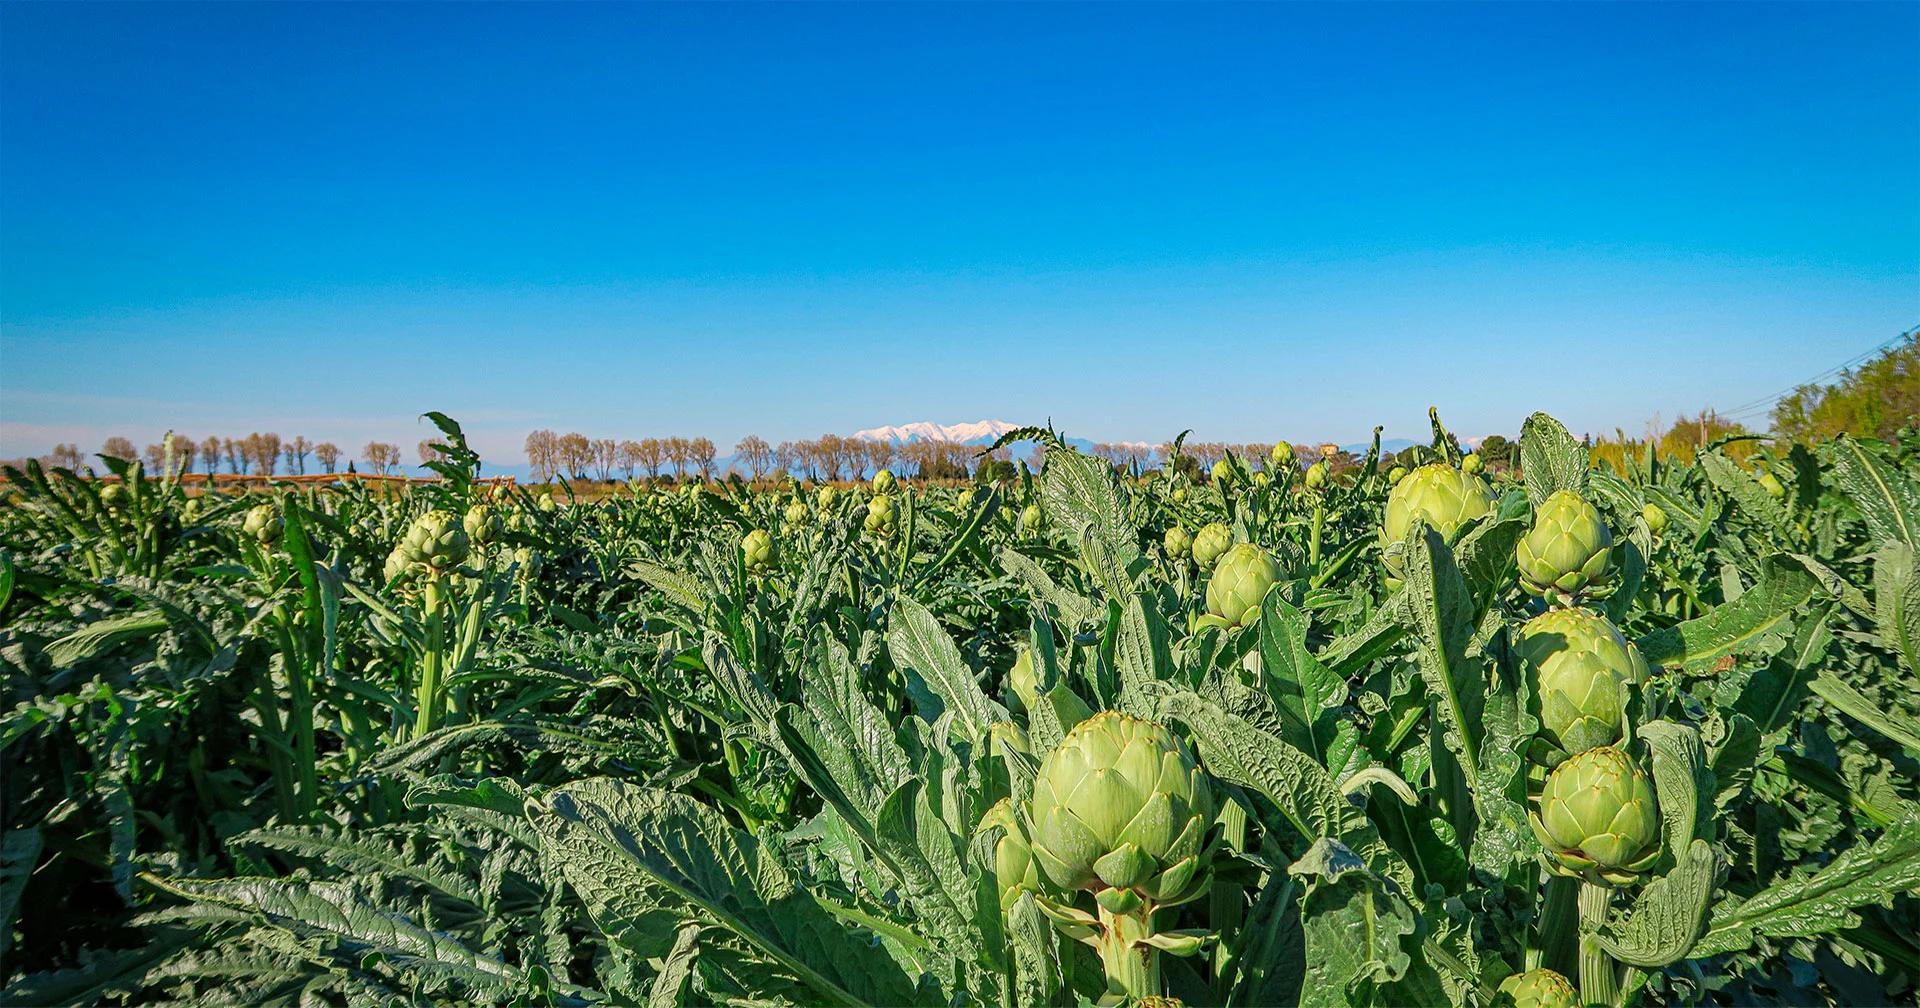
[1519,412,1587,510]
[888,596,1007,746]
[44,611,171,667]
[647,923,701,1008]
[1290,838,1418,1007]
[1693,816,1920,958]
[1593,839,1720,967]
[1636,554,1815,671]
[1829,435,1920,548]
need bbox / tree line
[522,430,1020,484]
[25,433,427,478]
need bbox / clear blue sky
[3,2,1916,466]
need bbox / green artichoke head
[784,500,809,526]
[1172,485,1189,504]
[741,529,775,573]
[872,468,897,494]
[512,546,539,581]
[1252,471,1271,489]
[1163,525,1193,561]
[1304,461,1329,490]
[817,485,840,510]
[1516,608,1644,760]
[864,495,896,537]
[956,488,977,512]
[1530,745,1661,886]
[463,504,502,545]
[1191,523,1232,570]
[399,509,470,573]
[1387,465,1408,486]
[1516,490,1616,602]
[1028,711,1215,906]
[1021,503,1044,535]
[537,494,558,514]
[979,799,1046,912]
[243,504,282,545]
[1205,543,1283,628]
[100,483,129,510]
[1640,502,1669,538]
[1270,441,1296,470]
[1496,968,1578,1008]
[1210,459,1234,486]
[1461,452,1484,475]
[1381,463,1495,576]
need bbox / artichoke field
[2,411,1918,1007]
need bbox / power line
[1715,324,1919,422]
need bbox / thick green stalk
[1578,881,1620,1007]
[1094,905,1161,1003]
[1309,500,1327,568]
[1211,799,1249,994]
[1534,873,1579,977]
[414,575,446,738]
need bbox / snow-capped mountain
[852,420,1023,445]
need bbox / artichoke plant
[397,510,470,574]
[1496,968,1579,1008]
[1269,441,1295,470]
[1210,459,1234,486]
[463,504,501,546]
[1021,503,1044,536]
[956,488,976,512]
[1163,525,1192,561]
[1515,608,1644,762]
[1530,745,1660,886]
[1381,462,1495,579]
[864,495,896,537]
[872,468,897,494]
[979,799,1044,912]
[1191,522,1232,570]
[1387,465,1407,486]
[783,500,809,526]
[816,485,840,510]
[100,483,128,510]
[1251,470,1271,489]
[1304,460,1328,490]
[1640,501,1669,537]
[1203,543,1282,629]
[1027,712,1217,1001]
[741,529,775,574]
[1516,490,1615,603]
[243,504,282,545]
[1462,452,1484,475]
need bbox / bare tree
[255,433,283,476]
[286,435,313,475]
[196,437,221,476]
[225,438,249,475]
[558,433,592,480]
[363,442,402,475]
[314,442,340,474]
[617,440,642,481]
[48,444,83,469]
[524,429,559,482]
[772,441,800,479]
[102,436,137,462]
[733,436,772,480]
[664,437,691,480]
[592,438,617,481]
[637,438,665,480]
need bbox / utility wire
[1716,324,1919,422]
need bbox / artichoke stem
[413,575,446,739]
[1095,903,1162,1004]
[1309,502,1326,568]
[1534,873,1579,978]
[1577,881,1620,1008]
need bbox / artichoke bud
[872,468,897,494]
[1191,523,1232,570]
[1529,745,1661,886]
[537,494,557,514]
[1027,712,1216,909]
[817,485,839,510]
[784,500,809,526]
[1516,490,1616,603]
[1387,465,1408,485]
[1172,486,1189,504]
[512,546,539,581]
[1516,608,1644,761]
[741,529,776,573]
[1304,461,1329,490]
[1640,502,1669,537]
[100,483,129,510]
[956,488,976,512]
[1269,441,1295,469]
[979,799,1046,912]
[382,546,412,585]
[1163,525,1193,561]
[1204,544,1283,628]
[243,504,282,545]
[1380,463,1495,576]
[1497,969,1579,1008]
[1251,471,1271,489]
[1461,453,1484,475]
[1210,460,1234,486]
[1021,503,1044,535]
[399,510,470,573]
[463,505,502,545]
[863,495,896,537]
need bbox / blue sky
[3,2,1916,466]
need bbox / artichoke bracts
[243,504,282,545]
[1530,746,1661,886]
[387,509,470,581]
[1191,522,1232,570]
[1163,525,1193,561]
[1517,490,1615,604]
[783,500,809,527]
[1497,968,1579,1008]
[871,468,896,494]
[1381,462,1495,581]
[1516,608,1645,763]
[1210,459,1234,486]
[1023,712,1218,1002]
[1202,543,1283,629]
[864,494,896,537]
[979,799,1044,912]
[1304,461,1329,490]
[1007,648,1094,728]
[463,504,502,546]
[1270,441,1295,470]
[740,529,775,574]
[1640,502,1669,538]
[1021,502,1044,536]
